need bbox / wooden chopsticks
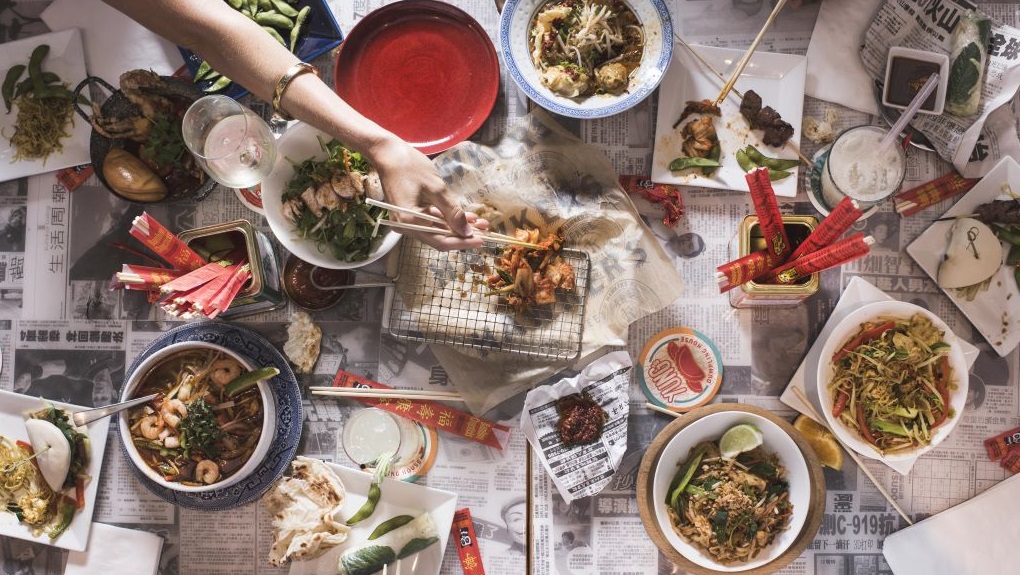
[310,386,465,403]
[675,34,812,168]
[713,0,789,106]
[366,198,544,249]
[792,387,914,526]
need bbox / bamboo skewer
[366,198,544,249]
[311,386,465,402]
[674,34,812,168]
[714,0,789,106]
[645,402,683,418]
[792,386,914,526]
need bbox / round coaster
[637,327,722,412]
[234,184,264,214]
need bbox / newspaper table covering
[0,1,1019,575]
[860,0,1020,178]
[521,351,631,504]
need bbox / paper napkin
[41,0,183,82]
[65,523,164,575]
[804,0,883,115]
[883,474,1020,575]
[780,276,978,475]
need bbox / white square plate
[289,461,458,575]
[906,156,1020,357]
[0,389,110,552]
[0,29,91,182]
[651,44,807,197]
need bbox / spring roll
[338,513,439,575]
[946,10,992,117]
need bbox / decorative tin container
[729,215,819,308]
[178,219,286,318]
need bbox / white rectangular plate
[0,29,91,182]
[0,389,110,552]
[906,156,1020,356]
[289,461,458,575]
[651,44,807,197]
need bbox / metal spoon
[71,393,159,427]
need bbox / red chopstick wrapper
[620,175,685,227]
[116,265,183,290]
[130,212,207,271]
[746,168,792,262]
[330,370,511,449]
[788,196,862,260]
[716,250,774,293]
[452,509,487,575]
[984,425,1020,461]
[894,172,979,217]
[763,233,874,284]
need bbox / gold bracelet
[272,62,320,121]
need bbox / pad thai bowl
[118,341,277,493]
[817,300,968,463]
[499,0,673,118]
[650,410,811,572]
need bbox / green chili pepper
[270,0,298,18]
[27,44,49,94]
[702,142,721,176]
[745,145,800,171]
[262,25,287,46]
[3,64,25,113]
[735,149,756,173]
[256,11,293,28]
[347,482,381,526]
[290,6,311,51]
[368,515,415,540]
[669,156,722,172]
[193,60,214,82]
[203,75,233,92]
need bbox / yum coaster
[638,327,722,412]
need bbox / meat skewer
[713,0,790,106]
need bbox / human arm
[101,0,484,250]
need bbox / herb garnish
[179,399,222,458]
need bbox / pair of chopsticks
[310,385,465,403]
[712,0,789,106]
[367,198,544,249]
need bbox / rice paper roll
[946,10,992,117]
[338,513,439,575]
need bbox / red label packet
[56,164,94,192]
[452,508,486,574]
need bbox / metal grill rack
[387,240,590,360]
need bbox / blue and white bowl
[499,0,673,119]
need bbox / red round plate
[334,0,499,156]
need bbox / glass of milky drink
[820,125,906,211]
[342,407,422,467]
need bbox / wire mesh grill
[388,240,590,360]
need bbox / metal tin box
[729,215,819,308]
[178,219,286,318]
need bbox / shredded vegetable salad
[665,440,793,564]
[828,313,956,454]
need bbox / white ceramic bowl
[498,0,673,119]
[816,300,969,462]
[118,341,277,493]
[261,122,401,270]
[651,410,811,572]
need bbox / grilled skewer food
[738,89,794,147]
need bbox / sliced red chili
[832,390,849,418]
[75,477,86,509]
[932,355,952,429]
[832,320,897,363]
[856,401,878,446]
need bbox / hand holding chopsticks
[367,198,544,249]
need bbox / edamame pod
[270,0,298,18]
[203,75,233,92]
[262,25,287,46]
[255,11,294,28]
[290,6,311,51]
[669,156,722,172]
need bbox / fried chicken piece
[681,116,718,158]
[674,99,722,128]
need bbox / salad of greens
[281,137,387,262]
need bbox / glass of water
[182,95,277,189]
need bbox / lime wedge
[719,423,763,459]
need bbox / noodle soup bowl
[817,300,969,463]
[650,409,812,572]
[499,0,674,119]
[118,341,277,493]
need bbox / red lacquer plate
[334,0,499,156]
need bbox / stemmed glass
[182,95,277,189]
